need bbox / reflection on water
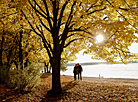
[60,63,138,79]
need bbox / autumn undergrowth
[5,64,41,92]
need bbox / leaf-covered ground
[0,73,138,102]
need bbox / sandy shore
[64,75,138,87]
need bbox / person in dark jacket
[73,63,83,80]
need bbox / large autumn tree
[13,0,138,94]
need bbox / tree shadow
[62,81,78,91]
[40,81,78,102]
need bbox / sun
[96,35,104,43]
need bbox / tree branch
[119,7,138,11]
[106,0,138,30]
[32,0,47,16]
[87,6,106,15]
[66,1,76,26]
[58,1,68,32]
[28,0,53,30]
[123,0,134,12]
[69,27,95,37]
[35,12,51,33]
[21,10,42,38]
[0,12,18,19]
[42,0,53,29]
[64,38,83,48]
[60,1,76,49]
[21,10,52,58]
[86,1,102,13]
[105,30,118,43]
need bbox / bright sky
[128,43,138,53]
[70,43,138,63]
[70,49,105,63]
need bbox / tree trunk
[14,61,18,70]
[0,36,4,66]
[24,52,29,68]
[44,62,48,73]
[49,65,52,73]
[19,30,23,69]
[50,55,62,94]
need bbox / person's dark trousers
[74,73,82,80]
[74,73,76,80]
[79,72,82,80]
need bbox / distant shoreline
[63,75,138,80]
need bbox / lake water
[60,63,138,79]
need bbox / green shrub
[7,64,41,92]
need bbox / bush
[7,64,41,92]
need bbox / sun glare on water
[96,35,104,43]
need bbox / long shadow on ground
[40,81,78,102]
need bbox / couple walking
[73,63,83,80]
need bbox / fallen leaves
[0,74,138,101]
[63,81,138,101]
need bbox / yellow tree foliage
[0,0,48,69]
